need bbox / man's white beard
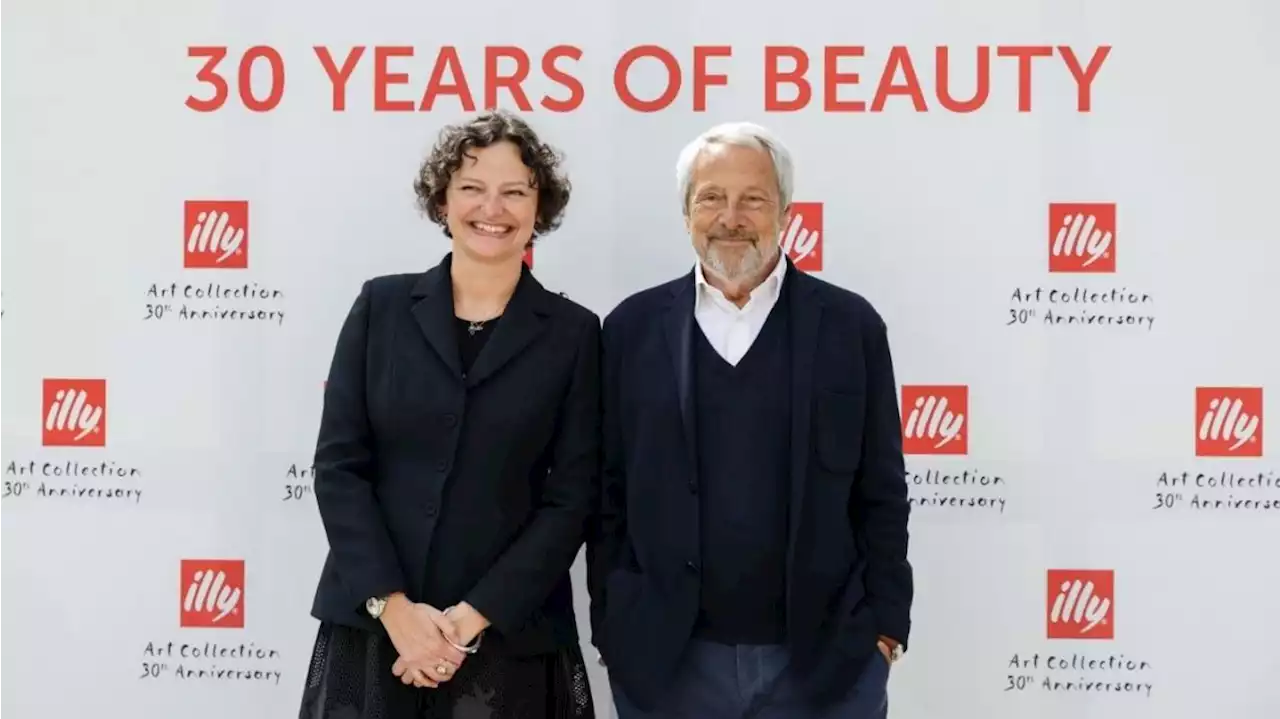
[702,242,765,283]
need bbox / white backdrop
[3,0,1279,717]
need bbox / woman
[299,110,599,718]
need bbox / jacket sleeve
[464,314,601,634]
[313,280,407,610]
[852,316,913,647]
[585,312,627,646]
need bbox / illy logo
[42,379,107,447]
[901,385,968,455]
[1196,387,1263,457]
[780,202,823,272]
[1049,202,1115,273]
[1046,569,1114,639]
[184,200,249,269]
[180,559,245,628]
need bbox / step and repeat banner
[3,0,1278,717]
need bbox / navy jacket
[309,253,600,656]
[587,259,912,709]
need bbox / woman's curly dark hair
[413,110,571,243]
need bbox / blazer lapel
[784,261,823,608]
[409,256,463,379]
[464,263,549,388]
[663,274,698,469]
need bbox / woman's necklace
[464,312,502,336]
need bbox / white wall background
[3,0,1279,717]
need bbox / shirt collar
[693,252,787,310]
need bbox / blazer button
[442,413,457,427]
[435,460,447,472]
[424,502,438,516]
[685,560,699,573]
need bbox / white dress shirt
[693,255,788,366]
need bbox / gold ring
[436,664,450,675]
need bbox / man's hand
[381,596,466,688]
[877,635,899,666]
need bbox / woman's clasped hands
[382,596,468,689]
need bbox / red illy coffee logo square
[184,200,249,269]
[180,559,245,628]
[42,378,107,447]
[1195,387,1263,457]
[780,202,822,271]
[1049,202,1115,273]
[1046,569,1114,640]
[901,385,968,455]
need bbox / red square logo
[180,559,245,628]
[1047,569,1114,640]
[901,385,968,455]
[781,202,823,271]
[1049,202,1115,273]
[42,378,107,447]
[1195,387,1263,457]
[523,246,533,269]
[184,200,249,269]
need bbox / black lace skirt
[298,622,595,719]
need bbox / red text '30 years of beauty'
[186,44,1110,114]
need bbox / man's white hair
[675,121,794,215]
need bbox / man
[587,122,913,719]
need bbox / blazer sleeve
[585,312,627,646]
[853,316,914,647]
[463,314,601,634]
[313,280,407,609]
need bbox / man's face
[685,143,788,284]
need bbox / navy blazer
[309,253,600,656]
[587,259,912,709]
